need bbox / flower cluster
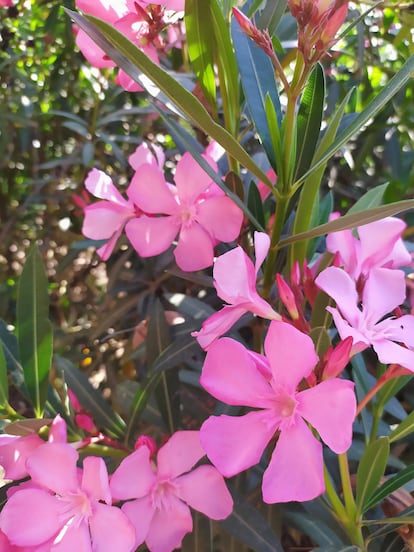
[82,142,243,271]
[75,0,185,91]
[0,420,232,552]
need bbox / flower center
[58,490,92,528]
[151,479,178,511]
[179,204,197,226]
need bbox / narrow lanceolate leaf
[364,465,414,512]
[281,198,414,247]
[0,343,8,409]
[293,52,414,187]
[66,10,272,188]
[347,183,389,214]
[231,16,282,170]
[356,436,390,515]
[185,0,217,115]
[16,246,53,417]
[389,409,414,443]
[55,356,126,439]
[294,63,325,181]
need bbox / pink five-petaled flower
[0,443,136,551]
[110,431,233,552]
[326,215,411,282]
[192,232,280,349]
[124,152,243,271]
[199,320,356,503]
[315,266,414,371]
[82,168,140,261]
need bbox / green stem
[338,453,365,548]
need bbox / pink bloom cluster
[316,216,414,370]
[199,320,356,503]
[0,420,232,552]
[82,142,243,271]
[75,0,184,91]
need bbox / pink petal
[372,338,414,371]
[76,0,127,21]
[380,315,414,348]
[214,246,256,303]
[48,415,67,444]
[297,379,356,453]
[145,495,193,552]
[128,143,164,171]
[96,225,124,261]
[362,267,406,323]
[85,169,128,205]
[26,443,78,495]
[115,70,144,92]
[90,503,136,552]
[200,338,275,408]
[174,224,214,271]
[326,307,369,352]
[0,434,43,480]
[110,447,156,501]
[192,305,248,350]
[199,410,278,477]
[254,232,271,274]
[326,214,357,276]
[262,418,324,503]
[128,165,178,214]
[177,465,233,519]
[50,520,91,552]
[125,216,179,257]
[358,217,410,272]
[121,496,155,548]
[0,488,61,546]
[157,431,205,479]
[315,267,361,326]
[82,202,131,240]
[75,30,116,68]
[264,321,318,393]
[174,153,216,203]
[81,456,111,505]
[196,196,243,242]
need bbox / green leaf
[294,52,414,188]
[257,0,287,35]
[290,88,354,265]
[281,198,414,248]
[185,0,217,114]
[55,356,126,439]
[16,245,53,417]
[364,465,414,511]
[66,10,272,188]
[248,181,266,230]
[356,436,390,515]
[152,334,200,374]
[0,343,8,409]
[220,489,283,552]
[294,63,325,181]
[348,183,390,214]
[231,14,282,170]
[389,408,414,443]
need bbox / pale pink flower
[326,215,411,282]
[315,266,414,371]
[110,431,233,552]
[125,152,243,271]
[199,320,356,503]
[0,442,136,551]
[192,232,280,349]
[82,168,140,260]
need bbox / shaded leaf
[294,63,325,181]
[0,344,8,409]
[55,356,125,439]
[389,409,414,443]
[348,183,389,214]
[356,436,390,514]
[152,334,200,374]
[364,465,414,511]
[4,418,52,436]
[16,245,53,417]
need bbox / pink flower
[0,442,136,551]
[110,431,233,552]
[315,266,414,370]
[192,232,280,349]
[0,0,13,6]
[326,215,411,282]
[125,152,243,271]
[199,320,356,503]
[82,168,140,260]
